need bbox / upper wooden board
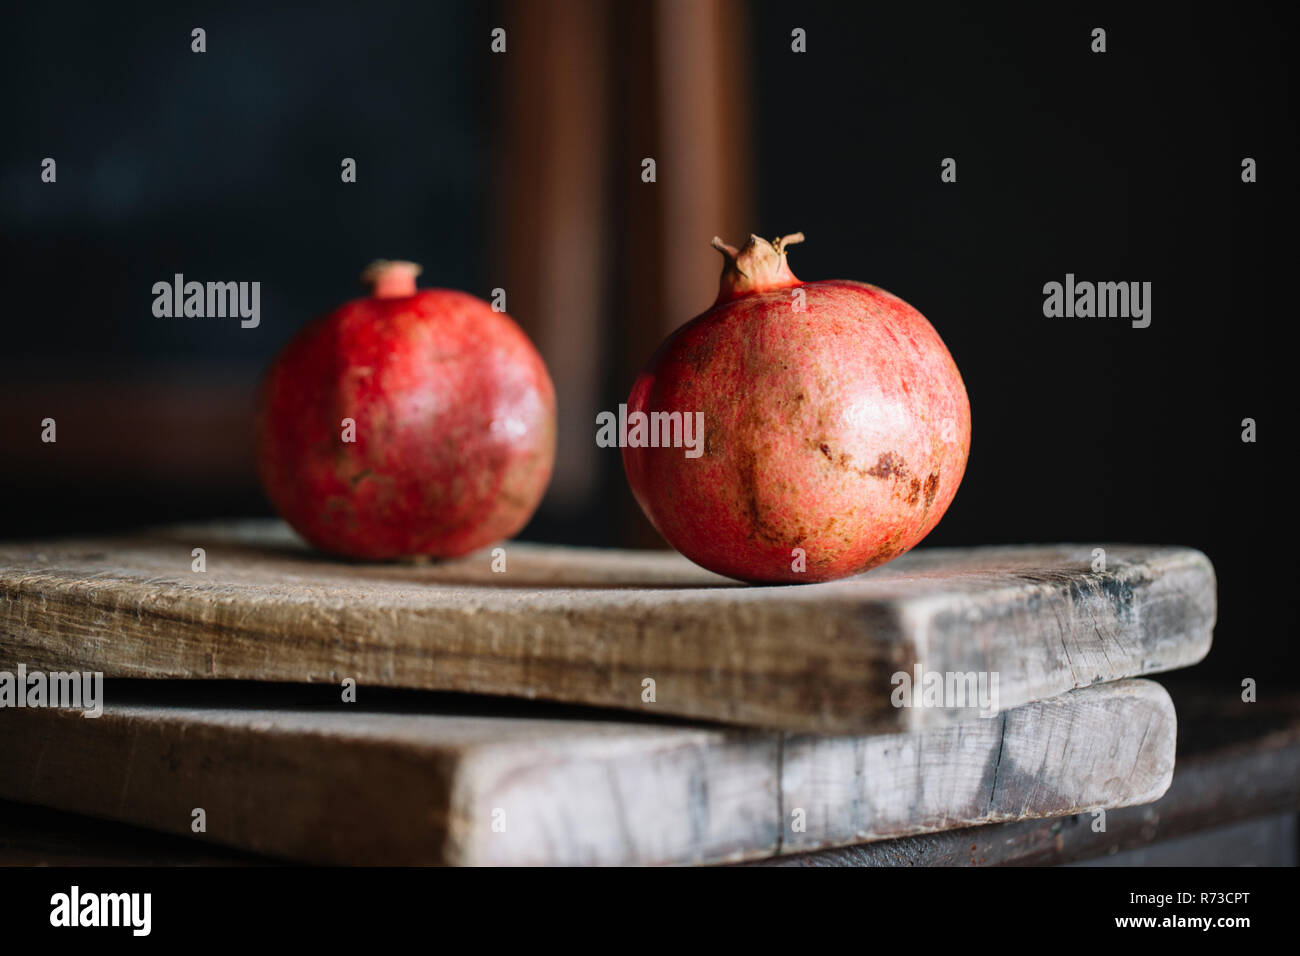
[0,522,1214,731]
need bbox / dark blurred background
[1,2,1295,678]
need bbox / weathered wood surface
[0,679,1174,865]
[0,521,1214,731]
[4,685,1292,868]
[753,688,1300,866]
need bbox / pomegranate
[257,260,555,560]
[622,233,970,583]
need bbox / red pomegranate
[257,260,555,560]
[623,233,970,583]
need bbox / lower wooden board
[0,522,1214,732]
[0,679,1175,865]
[751,685,1300,866]
[2,683,1292,868]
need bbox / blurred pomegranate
[257,260,555,559]
[623,233,970,583]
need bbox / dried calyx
[710,232,804,302]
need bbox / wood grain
[0,680,1175,866]
[0,521,1214,731]
[5,685,1293,868]
[757,691,1300,866]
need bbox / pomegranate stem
[362,260,423,299]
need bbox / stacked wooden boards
[0,522,1215,864]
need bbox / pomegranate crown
[362,259,423,299]
[711,232,804,302]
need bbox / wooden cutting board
[0,522,1214,731]
[0,679,1175,866]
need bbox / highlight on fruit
[621,232,971,583]
[256,260,556,560]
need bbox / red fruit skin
[623,274,971,584]
[257,286,555,560]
